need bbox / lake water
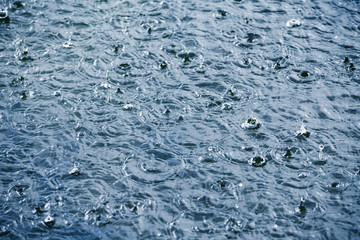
[1,0,360,239]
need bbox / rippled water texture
[1,0,360,239]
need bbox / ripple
[124,149,183,184]
[288,69,315,84]
[1,0,359,239]
[323,182,348,194]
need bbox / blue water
[1,0,360,239]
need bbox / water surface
[1,0,360,239]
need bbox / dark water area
[0,0,360,239]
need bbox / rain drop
[248,156,266,167]
[0,10,10,23]
[286,19,301,28]
[241,117,261,130]
[69,166,81,176]
[44,216,55,227]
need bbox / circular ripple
[288,70,315,84]
[124,149,182,184]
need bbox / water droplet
[119,63,131,71]
[284,148,292,157]
[62,40,73,48]
[241,117,261,130]
[248,156,266,167]
[123,104,134,110]
[33,207,43,214]
[298,172,308,178]
[217,10,228,17]
[178,52,196,63]
[0,10,10,24]
[20,51,34,61]
[69,166,81,176]
[295,125,310,138]
[326,182,347,193]
[286,19,301,28]
[349,63,356,71]
[274,56,289,70]
[299,198,306,213]
[21,91,27,99]
[159,61,167,69]
[228,89,235,96]
[246,33,261,43]
[300,71,310,78]
[44,216,55,227]
[344,57,356,71]
[10,76,24,87]
[216,179,228,188]
[132,206,138,212]
[221,103,233,110]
